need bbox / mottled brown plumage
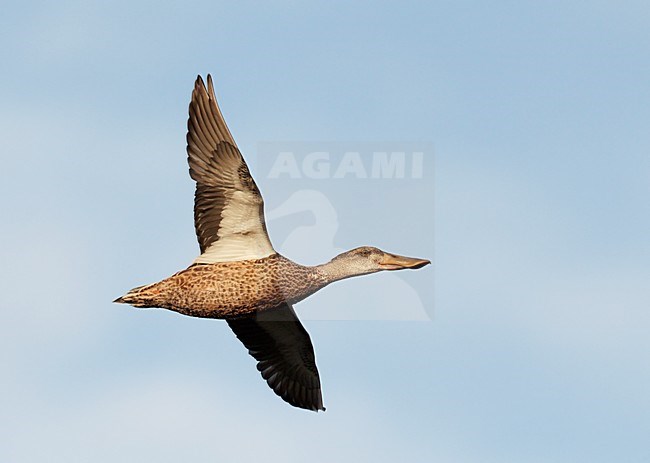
[116,254,327,318]
[115,75,430,412]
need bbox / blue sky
[1,1,649,462]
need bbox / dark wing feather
[187,75,274,262]
[227,303,325,412]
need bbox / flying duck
[115,75,430,412]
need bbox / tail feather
[113,284,159,308]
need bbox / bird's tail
[113,283,160,308]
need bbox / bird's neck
[315,257,374,284]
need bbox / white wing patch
[193,189,275,263]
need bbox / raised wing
[227,303,325,412]
[187,75,275,263]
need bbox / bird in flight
[115,75,430,411]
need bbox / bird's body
[117,254,327,318]
[115,75,430,412]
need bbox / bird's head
[328,246,430,278]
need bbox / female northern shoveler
[115,75,430,412]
